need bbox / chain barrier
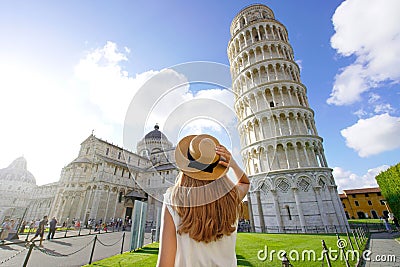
[0,247,27,265]
[33,238,95,257]
[96,235,123,247]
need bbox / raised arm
[216,145,250,200]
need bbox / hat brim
[174,135,228,181]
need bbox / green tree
[376,163,400,219]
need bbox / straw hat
[174,134,228,180]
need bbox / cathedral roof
[72,157,92,164]
[144,125,169,140]
[0,157,36,185]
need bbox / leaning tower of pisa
[228,4,348,233]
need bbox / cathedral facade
[228,4,348,232]
[0,126,175,228]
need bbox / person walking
[156,134,249,267]
[383,216,392,233]
[47,217,57,240]
[392,216,399,231]
[29,215,48,247]
[1,218,11,242]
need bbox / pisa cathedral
[1,4,347,233]
[0,125,178,228]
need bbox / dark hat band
[187,149,219,173]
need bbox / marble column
[292,188,306,232]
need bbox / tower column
[247,192,255,232]
[286,116,292,135]
[271,190,283,232]
[295,116,302,134]
[255,191,265,232]
[258,118,265,139]
[302,145,311,166]
[292,188,306,232]
[257,150,264,173]
[288,88,294,105]
[294,144,301,168]
[283,145,290,169]
[328,185,348,231]
[313,186,328,230]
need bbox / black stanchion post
[23,242,35,267]
[78,226,81,236]
[89,235,97,264]
[120,232,125,254]
[321,240,332,267]
[64,227,68,238]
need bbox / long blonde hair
[170,173,241,243]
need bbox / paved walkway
[362,231,400,267]
[0,229,152,267]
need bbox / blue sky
[0,0,399,191]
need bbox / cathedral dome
[144,125,168,140]
[0,157,36,185]
[137,125,173,157]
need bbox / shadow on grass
[236,254,254,266]
[132,247,159,255]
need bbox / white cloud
[74,42,156,125]
[353,108,367,118]
[368,93,380,104]
[374,104,395,114]
[341,113,400,157]
[333,165,389,193]
[0,41,157,185]
[328,0,400,105]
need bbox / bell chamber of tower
[228,4,348,233]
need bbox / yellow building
[339,187,389,219]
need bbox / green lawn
[85,232,366,267]
[348,219,383,224]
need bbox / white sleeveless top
[163,192,238,267]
